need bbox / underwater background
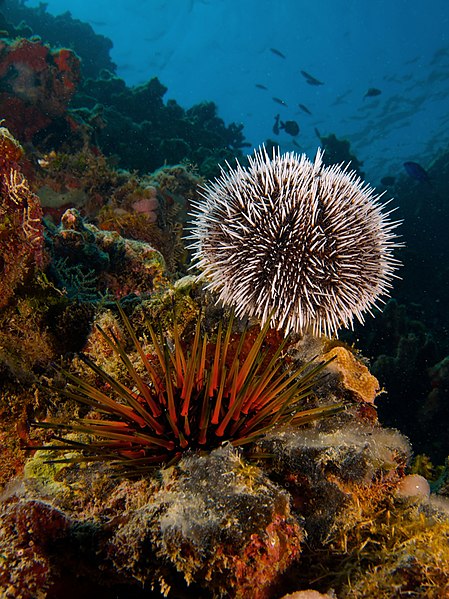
[19,0,449,182]
[1,1,449,597]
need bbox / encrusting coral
[33,148,199,277]
[107,446,305,597]
[253,423,449,598]
[322,345,380,404]
[0,38,80,142]
[5,407,449,599]
[1,446,305,598]
[46,207,168,298]
[0,126,46,309]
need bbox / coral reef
[322,345,380,405]
[1,0,116,79]
[34,148,128,222]
[73,78,248,175]
[0,2,248,179]
[343,298,441,458]
[4,407,449,598]
[0,497,73,599]
[0,38,80,142]
[96,162,203,274]
[107,446,304,598]
[4,269,445,597]
[255,423,411,546]
[45,208,167,299]
[0,2,449,596]
[252,423,449,598]
[0,0,249,177]
[0,447,304,599]
[317,133,364,178]
[31,148,196,276]
[0,126,46,309]
[331,490,449,597]
[342,142,449,461]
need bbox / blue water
[24,0,449,183]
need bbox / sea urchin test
[189,147,401,336]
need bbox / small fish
[364,87,382,98]
[314,127,322,139]
[273,114,280,135]
[332,90,352,106]
[300,70,324,86]
[280,120,300,136]
[255,83,268,90]
[270,47,286,59]
[403,161,431,184]
[292,139,301,148]
[380,176,396,186]
[298,103,312,115]
[272,97,288,107]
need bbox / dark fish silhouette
[403,161,431,183]
[272,97,288,107]
[255,83,268,90]
[270,47,286,59]
[273,115,300,136]
[280,120,300,136]
[332,90,352,106]
[380,176,396,186]
[364,88,382,98]
[298,103,312,115]
[300,70,324,86]
[314,127,322,139]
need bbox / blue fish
[364,87,382,99]
[270,48,286,59]
[300,70,324,86]
[403,161,431,184]
[272,97,288,107]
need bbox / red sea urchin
[189,147,401,336]
[33,306,339,474]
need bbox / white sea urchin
[188,147,401,337]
